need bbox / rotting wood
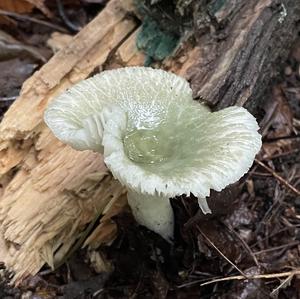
[187,0,300,112]
[0,0,137,282]
[0,0,299,283]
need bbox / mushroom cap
[44,67,261,206]
[45,67,191,152]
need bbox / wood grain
[0,0,136,281]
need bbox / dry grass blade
[200,269,300,287]
[197,227,247,277]
[254,241,299,256]
[270,274,294,298]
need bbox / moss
[134,0,229,65]
[136,16,179,66]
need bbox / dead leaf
[0,0,34,14]
[262,140,290,158]
[261,85,294,139]
[0,0,52,17]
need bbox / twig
[254,241,299,255]
[197,227,247,277]
[270,274,293,297]
[177,269,300,289]
[262,149,300,161]
[254,159,300,196]
[177,277,214,289]
[224,223,260,267]
[0,9,68,33]
[252,171,272,177]
[264,135,300,142]
[250,225,300,248]
[200,269,300,287]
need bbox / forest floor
[0,1,300,298]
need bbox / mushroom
[44,67,262,242]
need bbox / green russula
[44,67,262,242]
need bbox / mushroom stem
[127,190,174,242]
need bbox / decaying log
[0,0,299,282]
[187,0,300,112]
[0,0,138,281]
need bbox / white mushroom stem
[127,190,174,242]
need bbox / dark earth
[0,1,300,298]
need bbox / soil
[0,1,300,298]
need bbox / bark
[0,0,298,282]
[187,0,300,113]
